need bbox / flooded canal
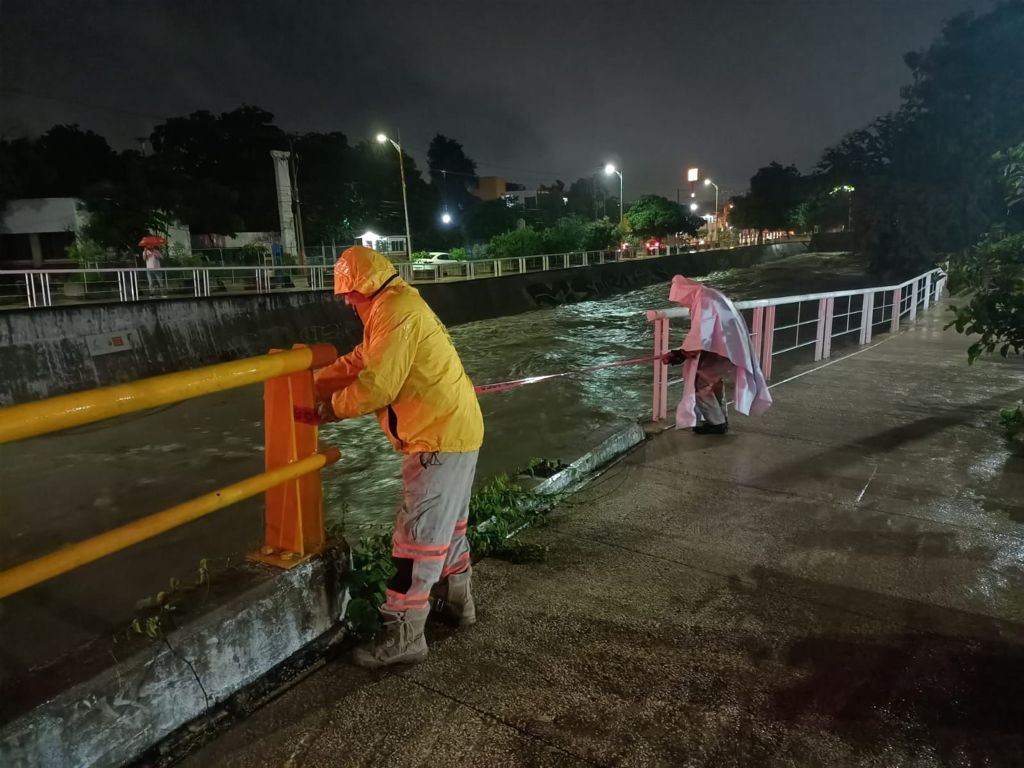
[0,250,879,671]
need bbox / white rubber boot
[431,566,477,627]
[352,606,429,669]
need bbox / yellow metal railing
[0,343,340,599]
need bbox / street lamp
[689,202,699,212]
[704,178,720,242]
[375,132,413,258]
[441,212,453,225]
[604,163,623,225]
[830,184,855,232]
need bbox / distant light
[562,196,569,204]
[704,178,712,187]
[375,133,388,144]
[441,212,453,225]
[690,203,699,211]
[690,192,696,198]
[687,167,699,182]
[604,163,617,175]
[360,230,380,242]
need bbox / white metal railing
[645,268,946,421]
[0,238,808,310]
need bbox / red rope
[473,356,656,396]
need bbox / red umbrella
[138,236,167,247]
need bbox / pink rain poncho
[669,276,773,428]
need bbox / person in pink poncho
[661,276,773,434]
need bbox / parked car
[412,252,459,274]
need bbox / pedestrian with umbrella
[139,236,167,292]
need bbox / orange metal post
[250,345,332,568]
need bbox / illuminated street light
[704,178,720,242]
[604,163,623,224]
[441,212,453,225]
[690,202,699,212]
[374,131,413,256]
[830,184,856,232]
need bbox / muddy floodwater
[0,251,879,672]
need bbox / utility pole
[289,138,306,266]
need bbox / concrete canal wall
[0,242,805,405]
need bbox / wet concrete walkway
[182,306,1024,767]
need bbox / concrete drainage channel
[0,422,647,768]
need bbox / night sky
[0,0,996,202]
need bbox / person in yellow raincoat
[310,245,484,668]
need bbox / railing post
[924,273,933,310]
[860,291,874,344]
[519,257,526,273]
[252,344,330,567]
[890,287,901,334]
[909,279,919,321]
[652,319,663,422]
[822,297,834,359]
[542,255,549,271]
[814,297,830,362]
[25,272,37,308]
[750,306,765,364]
[761,306,776,381]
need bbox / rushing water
[1,250,886,671]
[319,250,875,536]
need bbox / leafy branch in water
[1000,403,1023,443]
[342,473,549,637]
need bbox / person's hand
[293,400,337,425]
[660,349,687,366]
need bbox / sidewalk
[181,307,1024,767]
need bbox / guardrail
[0,237,808,310]
[645,268,946,422]
[0,343,340,599]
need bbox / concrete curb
[534,422,647,497]
[0,548,347,768]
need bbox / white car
[412,252,459,273]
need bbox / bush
[488,227,545,258]
[948,232,1024,362]
[448,247,467,261]
[581,218,621,250]
[541,216,587,253]
[410,250,432,262]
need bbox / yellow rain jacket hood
[314,246,483,454]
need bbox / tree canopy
[625,195,699,239]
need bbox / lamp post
[376,132,413,258]
[704,178,720,242]
[830,184,855,232]
[604,163,623,225]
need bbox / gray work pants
[695,353,731,426]
[384,450,478,614]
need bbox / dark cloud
[0,0,996,198]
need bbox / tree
[294,131,358,243]
[488,226,544,258]
[729,162,804,239]
[810,2,1024,274]
[948,143,1024,362]
[466,198,517,241]
[427,134,478,216]
[625,195,698,239]
[149,105,288,233]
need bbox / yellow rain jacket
[314,246,484,454]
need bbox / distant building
[356,231,408,260]
[0,197,87,267]
[474,176,508,201]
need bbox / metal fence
[645,268,947,422]
[0,238,798,310]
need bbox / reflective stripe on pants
[385,450,478,613]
